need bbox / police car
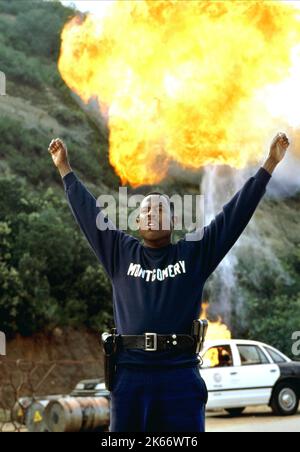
[199,339,300,416]
[71,379,110,399]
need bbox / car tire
[271,383,299,416]
[225,408,246,417]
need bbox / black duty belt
[101,322,208,390]
[116,333,196,352]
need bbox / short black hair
[144,191,174,215]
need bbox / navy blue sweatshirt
[63,167,272,368]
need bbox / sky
[61,0,116,16]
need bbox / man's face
[137,194,174,242]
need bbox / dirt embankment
[1,328,105,404]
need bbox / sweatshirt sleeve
[63,171,124,279]
[199,167,272,281]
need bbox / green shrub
[0,173,113,337]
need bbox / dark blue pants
[109,364,208,432]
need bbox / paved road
[206,406,300,432]
[3,406,299,432]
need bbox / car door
[200,344,243,410]
[234,343,280,406]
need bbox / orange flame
[200,302,231,341]
[58,0,300,186]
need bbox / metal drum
[44,397,110,432]
[45,398,83,432]
[77,397,110,431]
[25,400,50,432]
[12,397,33,425]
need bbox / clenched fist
[269,132,290,163]
[263,132,290,175]
[48,138,72,178]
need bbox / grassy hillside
[0,0,120,192]
[0,0,120,338]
